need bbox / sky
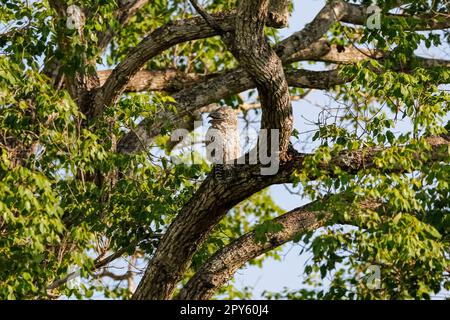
[90,1,332,299]
[87,0,450,299]
[70,0,330,300]
[231,0,450,299]
[232,0,330,299]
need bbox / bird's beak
[208,113,222,121]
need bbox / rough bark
[133,0,294,299]
[129,0,450,299]
[268,0,290,28]
[177,202,325,300]
[92,10,290,117]
[97,69,215,93]
[177,196,385,300]
[232,0,292,157]
[132,162,290,299]
[36,0,450,299]
[132,132,450,299]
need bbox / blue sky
[84,0,449,299]
[232,0,329,299]
[232,0,450,299]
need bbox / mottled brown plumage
[205,106,240,164]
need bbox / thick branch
[232,0,292,156]
[275,0,349,59]
[287,41,450,68]
[92,13,230,117]
[133,133,450,299]
[97,43,448,101]
[132,159,293,299]
[97,69,214,93]
[116,49,450,154]
[177,194,386,299]
[177,201,325,299]
[101,46,449,96]
[92,11,288,117]
[92,0,450,118]
[100,67,342,97]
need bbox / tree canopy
[0,0,449,300]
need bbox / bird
[205,106,240,165]
[66,5,85,38]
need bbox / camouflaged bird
[205,106,240,165]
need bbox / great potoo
[206,106,240,164]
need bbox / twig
[188,0,224,34]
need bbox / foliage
[0,0,449,300]
[287,0,450,299]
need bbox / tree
[0,0,449,300]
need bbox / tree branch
[176,200,327,299]
[97,69,215,93]
[92,0,450,118]
[132,132,450,299]
[177,194,386,299]
[232,0,292,157]
[94,270,134,281]
[47,243,133,291]
[127,0,450,300]
[188,0,225,34]
[92,13,230,117]
[92,10,287,118]
[115,49,449,155]
[98,46,448,96]
[287,41,450,68]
